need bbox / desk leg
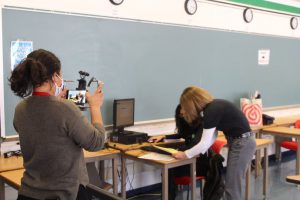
[255,131,262,178]
[297,139,300,175]
[112,157,118,196]
[190,159,196,200]
[255,150,261,177]
[0,178,4,200]
[162,167,168,200]
[245,167,251,200]
[99,160,105,181]
[263,147,268,198]
[121,156,126,199]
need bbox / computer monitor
[113,98,135,134]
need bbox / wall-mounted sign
[258,49,270,65]
[11,40,33,71]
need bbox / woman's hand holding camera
[86,82,104,126]
[86,82,104,109]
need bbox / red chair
[280,120,300,151]
[174,139,227,199]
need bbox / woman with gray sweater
[9,49,106,200]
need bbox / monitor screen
[113,98,135,132]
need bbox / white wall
[1,0,300,38]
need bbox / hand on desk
[148,135,165,143]
[172,151,187,159]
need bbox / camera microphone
[79,71,89,77]
[87,77,95,87]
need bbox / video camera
[66,70,100,110]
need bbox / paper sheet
[138,152,174,161]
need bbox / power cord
[129,162,135,190]
[126,166,134,190]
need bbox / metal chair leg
[199,179,203,199]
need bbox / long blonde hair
[180,86,213,123]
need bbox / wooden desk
[251,115,299,132]
[252,115,299,177]
[121,149,197,200]
[0,156,23,173]
[84,148,120,195]
[263,126,300,175]
[0,148,120,200]
[217,137,272,200]
[0,169,23,200]
[0,169,23,189]
[108,141,169,152]
[0,148,120,172]
[286,175,300,184]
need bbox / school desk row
[1,114,300,200]
[1,138,272,200]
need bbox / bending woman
[9,49,106,200]
[149,104,205,200]
[173,86,256,200]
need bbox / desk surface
[0,156,23,173]
[108,141,178,152]
[0,148,120,173]
[83,148,120,162]
[262,126,300,137]
[286,175,300,184]
[0,169,23,189]
[251,115,299,131]
[124,149,195,166]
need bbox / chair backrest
[210,140,227,154]
[295,120,300,129]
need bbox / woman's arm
[183,127,217,158]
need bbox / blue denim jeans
[225,134,256,200]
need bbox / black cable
[117,168,122,193]
[126,166,134,190]
[129,162,135,190]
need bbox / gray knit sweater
[13,95,105,200]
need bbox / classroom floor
[4,152,300,200]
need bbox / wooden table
[252,115,299,177]
[0,156,23,173]
[0,169,23,191]
[121,149,197,200]
[108,141,170,152]
[0,148,120,200]
[84,148,120,195]
[286,175,300,184]
[251,115,299,132]
[217,137,272,200]
[262,126,300,175]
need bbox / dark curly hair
[9,49,61,98]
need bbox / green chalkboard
[2,9,300,136]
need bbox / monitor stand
[116,128,133,135]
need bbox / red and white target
[240,98,262,126]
